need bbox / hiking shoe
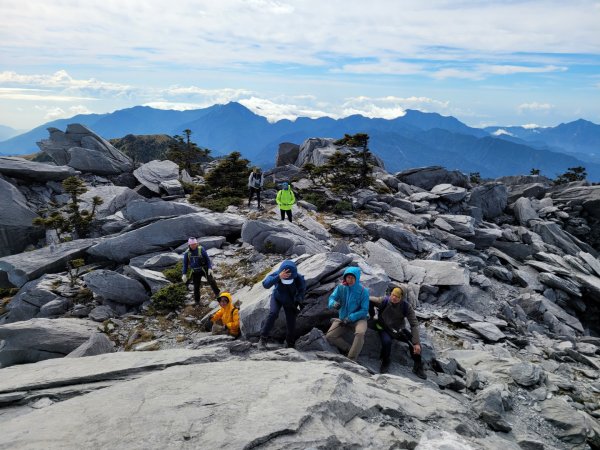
[258,337,268,351]
[413,363,427,380]
[379,361,390,374]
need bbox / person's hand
[182,274,188,283]
[279,269,291,280]
[331,301,341,310]
[207,268,214,277]
[342,318,351,325]
[413,343,422,355]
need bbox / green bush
[151,284,187,311]
[197,196,242,212]
[0,287,18,299]
[163,261,184,283]
[301,192,328,211]
[334,200,353,214]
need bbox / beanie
[391,287,403,298]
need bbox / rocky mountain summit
[1,125,600,449]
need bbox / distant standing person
[181,237,220,306]
[276,182,295,222]
[258,260,306,349]
[369,287,426,378]
[326,267,370,361]
[248,167,264,209]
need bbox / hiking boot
[412,361,427,380]
[258,337,268,351]
[379,360,390,374]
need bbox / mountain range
[1,102,600,180]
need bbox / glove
[332,301,341,310]
[182,274,188,283]
[207,268,214,277]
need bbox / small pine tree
[469,172,481,184]
[555,166,587,184]
[334,133,375,189]
[166,130,210,176]
[530,168,541,176]
[33,176,103,240]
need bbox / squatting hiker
[276,182,295,222]
[326,267,370,361]
[210,292,240,337]
[258,260,306,350]
[369,287,426,378]
[248,167,264,209]
[182,237,220,305]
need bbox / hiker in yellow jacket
[211,292,240,337]
[276,182,295,222]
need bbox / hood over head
[342,266,361,284]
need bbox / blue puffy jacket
[328,266,370,323]
[262,260,306,305]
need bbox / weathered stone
[294,328,336,352]
[538,272,582,297]
[1,275,61,323]
[38,124,132,175]
[541,397,600,446]
[510,362,542,387]
[66,332,115,358]
[122,199,201,222]
[0,238,98,288]
[275,142,300,167]
[88,212,244,263]
[82,270,149,306]
[407,260,469,286]
[468,183,508,220]
[122,266,170,294]
[37,298,71,318]
[79,186,142,219]
[550,185,600,218]
[507,182,550,203]
[468,322,506,342]
[133,160,182,195]
[430,184,467,202]
[330,219,367,236]
[88,305,115,322]
[364,240,406,282]
[364,222,423,253]
[388,207,428,227]
[579,252,600,277]
[513,197,539,225]
[436,215,475,237]
[447,309,484,324]
[0,176,44,258]
[395,166,469,190]
[531,221,592,256]
[472,384,513,432]
[0,156,79,181]
[0,318,97,367]
[241,219,326,256]
[297,253,353,289]
[141,253,180,270]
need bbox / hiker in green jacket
[276,182,295,222]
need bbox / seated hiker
[181,237,220,306]
[325,267,370,361]
[258,260,306,350]
[210,292,240,337]
[369,287,426,378]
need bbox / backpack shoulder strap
[402,300,408,316]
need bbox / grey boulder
[330,219,367,236]
[430,184,467,202]
[133,160,183,195]
[82,270,149,306]
[468,183,508,220]
[80,186,143,219]
[395,166,469,190]
[468,322,506,342]
[0,318,97,367]
[241,219,327,256]
[0,156,79,181]
[122,199,201,223]
[66,332,115,358]
[510,362,542,387]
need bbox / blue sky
[1,0,599,131]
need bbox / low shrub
[334,200,353,214]
[151,284,187,311]
[163,261,183,283]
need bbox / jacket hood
[343,266,361,284]
[218,292,232,303]
[278,260,298,278]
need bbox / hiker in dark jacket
[248,167,264,209]
[258,260,306,349]
[370,287,426,378]
[181,237,220,305]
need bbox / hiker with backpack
[276,182,295,222]
[181,237,220,306]
[325,267,370,361]
[369,287,426,378]
[258,260,306,350]
[248,167,264,209]
[210,292,240,337]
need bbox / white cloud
[431,64,566,80]
[334,61,423,75]
[35,104,93,121]
[143,102,207,111]
[518,102,554,113]
[339,96,450,119]
[522,123,544,129]
[0,70,132,95]
[492,129,513,136]
[239,97,331,122]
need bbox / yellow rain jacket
[276,186,296,210]
[211,292,240,336]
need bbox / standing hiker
[258,260,306,350]
[370,287,426,378]
[326,267,370,361]
[248,167,264,209]
[181,237,220,305]
[276,182,295,222]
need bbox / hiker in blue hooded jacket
[326,266,370,361]
[258,260,306,350]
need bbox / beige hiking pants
[326,319,368,360]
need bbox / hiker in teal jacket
[326,266,370,360]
